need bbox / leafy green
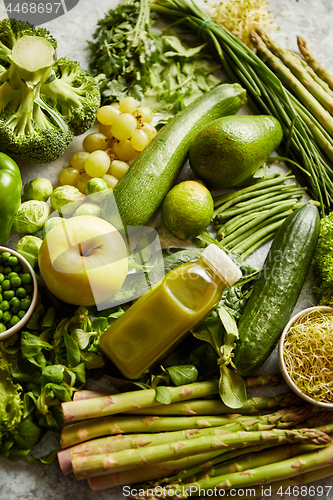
[193,305,247,409]
[88,0,220,120]
[155,386,172,405]
[166,365,198,386]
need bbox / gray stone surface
[0,0,332,498]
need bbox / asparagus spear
[257,30,333,115]
[59,425,244,474]
[297,35,333,90]
[193,441,324,481]
[250,31,333,138]
[73,390,109,401]
[244,373,283,388]
[145,442,333,498]
[72,428,330,479]
[60,414,251,449]
[228,466,333,500]
[87,451,222,490]
[126,392,305,415]
[59,407,311,474]
[61,380,219,423]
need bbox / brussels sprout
[73,202,101,217]
[13,201,51,234]
[24,178,53,202]
[16,235,42,268]
[17,235,42,258]
[42,217,64,238]
[50,185,85,215]
[86,178,109,203]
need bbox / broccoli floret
[41,58,100,136]
[314,211,333,305]
[0,19,100,163]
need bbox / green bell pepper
[0,153,22,245]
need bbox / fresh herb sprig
[88,0,220,116]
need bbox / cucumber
[233,203,320,377]
[103,84,247,227]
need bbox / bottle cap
[201,244,242,286]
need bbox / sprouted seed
[284,309,333,404]
[209,0,276,49]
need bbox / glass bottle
[99,244,242,379]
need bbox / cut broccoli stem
[10,35,54,84]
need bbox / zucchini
[103,83,246,227]
[233,203,320,377]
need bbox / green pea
[3,290,14,301]
[0,310,3,321]
[11,276,21,288]
[0,286,2,294]
[21,273,32,285]
[0,273,4,284]
[25,284,33,294]
[17,310,26,319]
[0,294,2,303]
[8,256,18,267]
[0,323,6,333]
[10,297,20,308]
[0,301,10,312]
[11,305,21,315]
[20,298,31,311]
[9,315,20,327]
[3,267,11,275]
[2,311,11,323]
[0,266,3,273]
[14,264,23,273]
[2,311,12,323]
[16,288,27,299]
[1,252,11,262]
[7,272,18,280]
[2,280,10,291]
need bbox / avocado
[189,115,283,189]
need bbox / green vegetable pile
[88,0,220,116]
[314,210,333,305]
[150,0,333,215]
[0,287,114,461]
[0,19,100,163]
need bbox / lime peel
[284,309,333,404]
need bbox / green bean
[225,210,293,249]
[220,203,296,246]
[212,172,294,212]
[232,219,287,254]
[215,194,300,219]
[233,186,305,209]
[217,212,263,238]
[241,232,276,261]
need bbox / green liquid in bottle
[99,245,241,379]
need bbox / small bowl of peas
[0,246,38,340]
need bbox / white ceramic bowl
[0,246,38,340]
[279,305,333,409]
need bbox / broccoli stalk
[0,19,100,163]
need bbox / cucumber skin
[233,203,320,377]
[108,84,247,227]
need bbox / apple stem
[82,244,104,258]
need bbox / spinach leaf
[166,365,198,386]
[155,386,172,405]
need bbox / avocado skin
[189,115,283,189]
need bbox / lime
[162,180,214,240]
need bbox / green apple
[38,215,128,307]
